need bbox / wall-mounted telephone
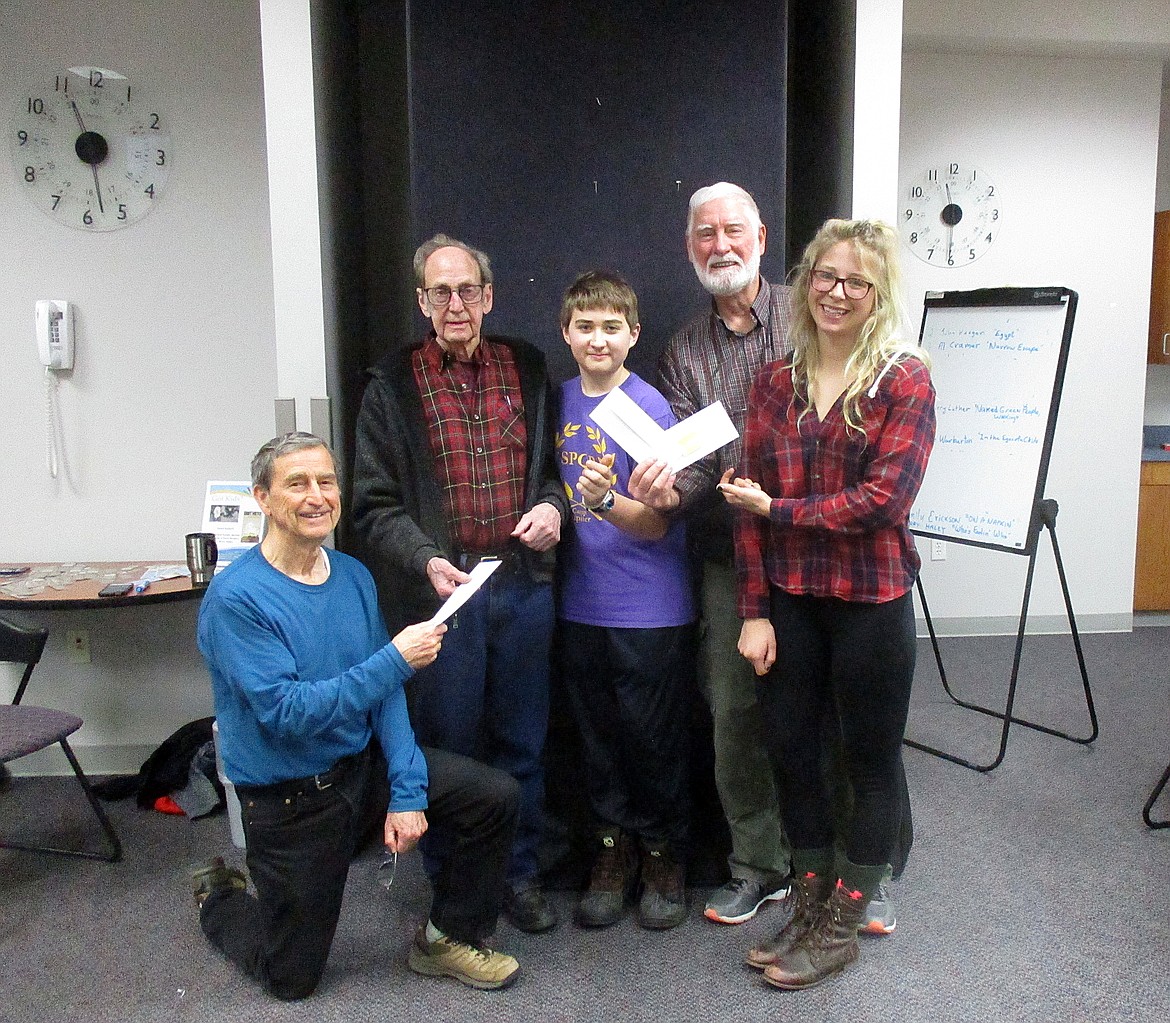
[36,299,74,370]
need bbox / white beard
[692,247,761,297]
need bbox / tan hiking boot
[406,927,520,990]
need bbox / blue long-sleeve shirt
[196,544,428,811]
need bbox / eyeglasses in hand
[379,849,397,892]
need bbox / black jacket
[352,334,568,632]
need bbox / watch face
[902,163,1000,267]
[11,67,171,231]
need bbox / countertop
[1143,425,1170,461]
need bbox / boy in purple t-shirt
[555,270,696,930]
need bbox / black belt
[456,550,521,574]
[237,748,365,801]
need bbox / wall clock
[11,66,171,231]
[902,162,1000,267]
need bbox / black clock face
[903,163,1000,267]
[12,66,171,231]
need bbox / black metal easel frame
[1143,763,1170,829]
[905,498,1098,773]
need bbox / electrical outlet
[931,539,947,562]
[66,629,91,664]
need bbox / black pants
[559,620,693,856]
[759,588,916,868]
[200,743,519,1000]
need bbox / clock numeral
[910,186,923,198]
[927,248,936,259]
[968,249,976,261]
[24,166,35,183]
[947,255,955,266]
[117,204,128,221]
[54,75,69,94]
[927,169,937,181]
[987,186,996,197]
[89,69,104,88]
[51,193,62,210]
[149,113,161,130]
[27,97,44,115]
[948,162,959,174]
[127,86,132,103]
[904,208,912,220]
[145,183,155,199]
[17,130,28,145]
[910,232,918,243]
[986,233,993,244]
[991,209,999,221]
[82,209,94,226]
[156,149,166,167]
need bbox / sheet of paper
[202,481,265,568]
[588,388,739,472]
[426,558,502,625]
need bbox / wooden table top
[0,562,206,611]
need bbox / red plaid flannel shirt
[734,355,936,616]
[413,336,528,554]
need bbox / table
[0,562,206,612]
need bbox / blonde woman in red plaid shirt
[718,219,935,991]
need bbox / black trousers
[558,620,693,856]
[759,588,916,869]
[200,743,519,1000]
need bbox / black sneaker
[638,845,686,930]
[503,881,558,933]
[576,829,638,928]
[191,856,246,907]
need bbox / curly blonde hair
[788,218,928,434]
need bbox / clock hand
[71,100,109,216]
[70,100,87,132]
[90,165,105,214]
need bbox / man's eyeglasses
[379,850,397,891]
[809,269,873,300]
[422,284,486,307]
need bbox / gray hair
[686,182,762,235]
[251,432,335,490]
[413,233,494,288]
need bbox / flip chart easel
[906,287,1097,772]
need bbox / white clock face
[902,163,1000,267]
[11,67,171,231]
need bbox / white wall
[901,51,1162,631]
[1146,85,1170,425]
[0,0,277,770]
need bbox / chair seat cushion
[0,705,84,762]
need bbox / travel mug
[185,532,219,587]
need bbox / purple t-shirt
[557,372,695,628]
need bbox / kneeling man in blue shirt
[195,432,521,996]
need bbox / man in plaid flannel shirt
[353,234,569,935]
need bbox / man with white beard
[629,182,795,926]
[630,183,911,936]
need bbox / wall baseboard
[915,612,1132,638]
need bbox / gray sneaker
[859,880,897,935]
[704,875,790,925]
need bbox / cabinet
[1135,461,1170,610]
[1151,210,1170,365]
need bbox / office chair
[0,616,123,861]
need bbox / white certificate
[426,558,502,625]
[588,388,739,472]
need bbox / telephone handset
[36,299,74,370]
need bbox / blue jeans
[409,568,553,885]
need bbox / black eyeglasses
[422,284,485,307]
[809,269,873,300]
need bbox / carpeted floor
[3,627,1169,1023]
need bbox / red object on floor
[153,795,186,815]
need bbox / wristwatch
[590,490,616,515]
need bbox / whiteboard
[908,288,1077,555]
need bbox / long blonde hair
[788,218,928,434]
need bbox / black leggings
[758,587,916,867]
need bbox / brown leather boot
[745,870,832,969]
[576,828,638,928]
[762,880,866,990]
